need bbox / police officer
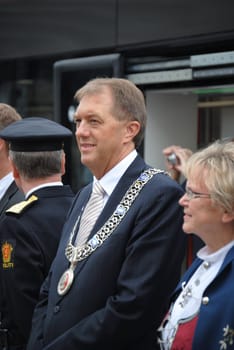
[0,117,74,350]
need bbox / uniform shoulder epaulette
[6,195,38,215]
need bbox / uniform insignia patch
[6,195,38,215]
[1,241,14,269]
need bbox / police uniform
[0,118,74,350]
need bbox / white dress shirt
[95,149,138,207]
[0,172,14,200]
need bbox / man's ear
[10,159,20,180]
[61,151,66,176]
[125,121,141,141]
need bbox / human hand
[162,145,193,181]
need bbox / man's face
[74,88,132,179]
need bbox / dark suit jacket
[0,180,24,222]
[0,185,74,347]
[27,155,186,350]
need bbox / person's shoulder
[5,195,38,216]
[62,184,75,196]
[2,181,24,202]
[147,167,181,185]
[146,167,185,194]
[225,245,234,266]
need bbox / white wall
[220,106,234,138]
[144,91,198,171]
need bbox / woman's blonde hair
[185,140,234,213]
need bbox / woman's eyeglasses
[185,187,211,200]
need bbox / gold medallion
[57,268,74,296]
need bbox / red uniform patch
[1,241,14,268]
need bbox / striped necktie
[76,181,105,246]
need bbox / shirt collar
[25,182,63,199]
[197,240,234,264]
[96,150,138,198]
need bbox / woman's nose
[179,193,187,206]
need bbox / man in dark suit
[0,103,24,222]
[0,117,74,350]
[27,78,186,350]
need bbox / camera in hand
[167,153,178,165]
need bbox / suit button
[54,305,60,313]
[202,296,209,305]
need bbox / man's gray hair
[9,150,64,179]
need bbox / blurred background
[1,0,234,192]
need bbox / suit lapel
[55,155,148,302]
[73,155,147,275]
[0,181,18,216]
[93,155,147,233]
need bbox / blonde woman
[158,140,234,350]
